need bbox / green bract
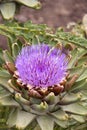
[0,20,87,130]
[0,0,41,19]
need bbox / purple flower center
[15,44,68,89]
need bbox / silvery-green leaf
[68,66,86,78]
[62,103,87,115]
[71,78,87,92]
[73,123,87,130]
[68,48,87,69]
[60,93,81,105]
[0,88,11,99]
[76,69,87,81]
[76,48,87,58]
[51,109,68,121]
[0,95,19,106]
[71,115,86,123]
[7,108,18,127]
[37,115,54,130]
[0,69,11,78]
[68,49,78,68]
[80,91,87,101]
[0,76,14,93]
[15,0,41,9]
[0,68,13,93]
[0,2,16,19]
[78,56,87,66]
[15,110,36,129]
[7,109,36,129]
[54,118,68,128]
[12,43,20,58]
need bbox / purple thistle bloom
[15,44,68,89]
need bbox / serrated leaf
[62,103,87,115]
[37,115,54,130]
[56,32,87,49]
[0,2,16,19]
[15,0,41,9]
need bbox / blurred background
[15,0,87,27]
[0,0,87,48]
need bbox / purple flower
[15,44,68,89]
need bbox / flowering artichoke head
[0,37,87,130]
